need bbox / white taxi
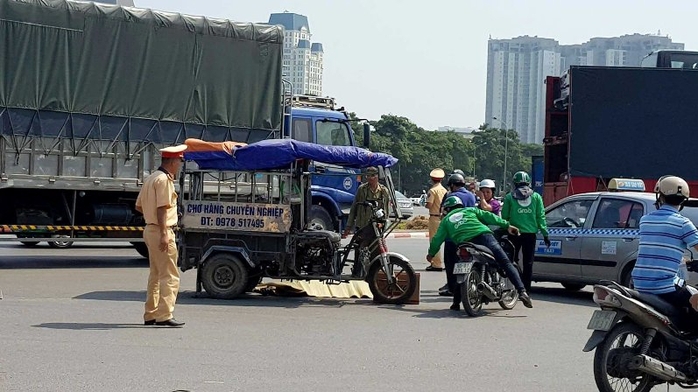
[533,179,698,290]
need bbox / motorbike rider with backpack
[631,175,698,312]
[501,171,549,291]
[427,196,534,310]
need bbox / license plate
[587,310,616,331]
[453,262,472,275]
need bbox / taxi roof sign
[608,178,646,192]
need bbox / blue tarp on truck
[184,138,398,171]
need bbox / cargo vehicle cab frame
[285,95,369,232]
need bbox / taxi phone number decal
[536,240,562,255]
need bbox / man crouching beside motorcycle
[426,196,534,310]
[632,175,698,313]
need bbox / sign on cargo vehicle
[181,201,292,233]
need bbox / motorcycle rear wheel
[593,322,657,392]
[461,271,484,317]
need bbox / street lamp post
[492,117,510,194]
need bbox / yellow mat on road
[255,280,373,299]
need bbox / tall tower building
[485,36,561,144]
[486,34,684,144]
[268,12,324,96]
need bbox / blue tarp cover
[184,138,397,171]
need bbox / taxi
[532,178,698,290]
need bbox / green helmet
[442,195,464,210]
[513,171,531,186]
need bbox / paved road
[0,239,676,391]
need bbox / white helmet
[655,175,690,207]
[479,179,496,189]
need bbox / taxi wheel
[561,283,586,291]
[620,264,635,289]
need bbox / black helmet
[447,173,465,187]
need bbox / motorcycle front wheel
[593,322,658,392]
[498,277,519,310]
[461,270,484,317]
[367,255,417,304]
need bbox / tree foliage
[350,114,543,196]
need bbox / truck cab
[285,95,365,231]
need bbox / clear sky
[138,0,697,131]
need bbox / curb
[386,232,429,239]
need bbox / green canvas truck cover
[0,0,284,131]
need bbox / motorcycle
[584,278,698,391]
[454,230,520,316]
[300,198,417,303]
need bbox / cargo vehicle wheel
[244,275,263,293]
[562,283,586,291]
[201,254,249,299]
[367,256,417,304]
[132,242,149,259]
[48,235,73,249]
[309,205,334,231]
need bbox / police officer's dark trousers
[510,233,537,291]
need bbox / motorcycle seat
[460,243,494,257]
[625,288,683,318]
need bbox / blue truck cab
[284,96,369,231]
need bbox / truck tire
[201,254,249,299]
[17,235,39,247]
[132,242,149,259]
[244,275,263,293]
[309,205,334,231]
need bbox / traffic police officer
[425,168,447,271]
[136,144,188,327]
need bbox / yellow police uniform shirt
[426,184,447,215]
[136,170,178,227]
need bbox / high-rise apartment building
[268,12,324,96]
[486,34,684,144]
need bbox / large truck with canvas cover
[542,65,698,206]
[0,0,364,254]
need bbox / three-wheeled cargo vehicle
[177,138,418,304]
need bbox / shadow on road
[32,322,149,330]
[0,257,148,269]
[529,286,595,308]
[74,290,375,309]
[421,285,596,309]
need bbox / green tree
[347,113,543,196]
